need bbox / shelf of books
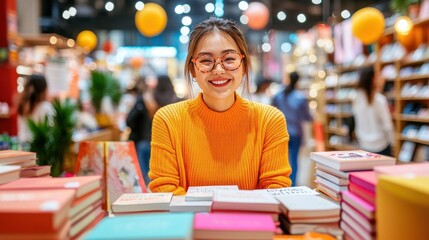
[388,17,429,163]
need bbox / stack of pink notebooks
[341,171,377,240]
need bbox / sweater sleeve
[376,94,395,146]
[148,110,186,195]
[259,108,292,188]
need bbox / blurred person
[251,78,273,105]
[352,67,394,156]
[126,76,156,185]
[272,71,313,186]
[148,18,291,194]
[153,74,182,108]
[17,74,55,144]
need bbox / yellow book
[377,176,429,240]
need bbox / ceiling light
[281,42,292,53]
[135,1,144,11]
[179,35,189,44]
[183,4,191,14]
[175,5,184,14]
[297,13,306,23]
[69,7,77,16]
[262,43,271,52]
[238,1,248,11]
[394,16,413,35]
[240,15,249,24]
[180,26,190,35]
[312,0,322,4]
[205,3,215,13]
[62,10,70,19]
[182,16,192,26]
[341,10,351,19]
[277,11,286,21]
[105,2,114,12]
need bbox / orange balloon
[135,3,167,37]
[76,30,97,51]
[351,7,385,45]
[130,57,144,69]
[244,2,270,30]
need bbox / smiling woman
[148,17,292,195]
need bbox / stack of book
[0,189,75,239]
[111,192,173,214]
[341,171,377,240]
[0,165,20,185]
[0,150,42,179]
[310,150,395,201]
[0,176,105,239]
[276,195,342,236]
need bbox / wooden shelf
[398,97,429,101]
[326,99,352,103]
[399,136,429,146]
[327,128,349,136]
[400,57,429,67]
[326,143,360,151]
[326,113,353,118]
[399,115,429,122]
[397,75,429,81]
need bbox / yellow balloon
[135,3,167,37]
[351,7,385,45]
[76,30,97,51]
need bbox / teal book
[83,212,194,240]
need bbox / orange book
[105,141,147,209]
[0,175,102,198]
[75,141,147,211]
[0,150,36,164]
[0,189,75,233]
[0,221,71,240]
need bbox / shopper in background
[250,78,273,105]
[148,18,292,194]
[352,67,394,156]
[126,76,156,185]
[17,74,54,144]
[272,71,313,186]
[153,74,182,108]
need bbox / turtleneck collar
[188,92,250,132]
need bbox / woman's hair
[153,74,179,108]
[17,74,48,117]
[184,17,251,97]
[134,76,147,95]
[284,71,300,95]
[357,67,375,104]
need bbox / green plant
[390,0,420,15]
[89,70,122,113]
[28,98,76,177]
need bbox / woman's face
[192,31,244,105]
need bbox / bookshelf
[324,65,361,151]
[379,17,429,162]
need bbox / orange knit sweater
[148,93,292,195]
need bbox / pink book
[348,182,375,207]
[349,171,377,193]
[341,191,375,220]
[374,163,429,176]
[194,213,276,239]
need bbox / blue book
[83,213,194,240]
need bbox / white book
[276,194,340,219]
[315,184,341,202]
[212,190,280,213]
[316,175,348,193]
[0,165,20,185]
[111,192,173,213]
[316,163,350,179]
[169,196,212,212]
[316,169,349,186]
[311,150,395,171]
[254,186,319,196]
[185,185,239,201]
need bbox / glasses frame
[191,51,245,73]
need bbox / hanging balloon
[102,40,114,53]
[244,2,270,30]
[351,7,385,45]
[135,3,167,37]
[76,30,97,51]
[130,56,144,69]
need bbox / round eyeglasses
[191,51,244,73]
